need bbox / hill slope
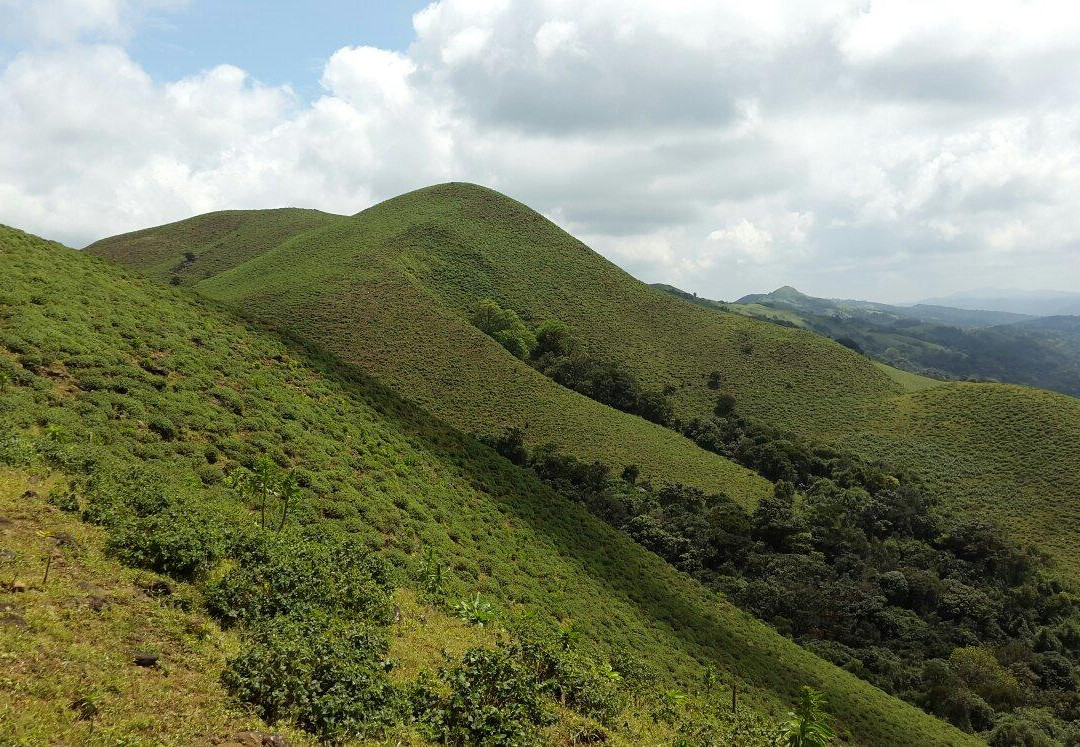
[90,183,1080,579]
[2,224,976,745]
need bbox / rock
[133,652,159,667]
[86,595,110,612]
[27,475,42,485]
[52,531,78,549]
[0,613,27,629]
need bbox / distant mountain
[919,288,1080,316]
[658,283,1080,398]
[732,285,1033,327]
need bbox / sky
[2,0,1080,302]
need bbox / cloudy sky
[2,0,1080,302]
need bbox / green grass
[90,182,1080,579]
[872,362,944,392]
[4,225,976,745]
[0,469,307,746]
[92,189,771,510]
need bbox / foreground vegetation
[0,225,979,744]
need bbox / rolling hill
[0,224,978,745]
[90,183,1080,581]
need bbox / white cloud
[1,0,1080,301]
[707,220,773,264]
[0,0,185,44]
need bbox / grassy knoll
[3,225,974,744]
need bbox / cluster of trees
[470,301,675,426]
[486,412,1080,742]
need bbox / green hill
[1,224,977,745]
[90,183,1080,580]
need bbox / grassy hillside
[0,469,304,745]
[92,191,772,509]
[3,224,978,745]
[91,183,1080,579]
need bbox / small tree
[778,687,834,747]
[470,300,536,359]
[714,392,736,417]
[533,319,577,359]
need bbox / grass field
[89,182,1080,579]
[3,224,977,745]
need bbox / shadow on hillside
[213,306,918,741]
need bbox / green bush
[222,614,397,742]
[107,503,224,578]
[418,646,554,746]
[204,531,392,626]
[0,425,34,466]
[470,300,536,359]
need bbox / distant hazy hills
[919,287,1080,316]
[658,283,1080,398]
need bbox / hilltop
[91,183,1080,580]
[0,224,976,745]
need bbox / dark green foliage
[713,393,736,417]
[107,503,223,578]
[528,322,675,427]
[204,532,392,626]
[503,427,1080,738]
[470,300,536,359]
[222,614,398,742]
[414,646,553,746]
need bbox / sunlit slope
[92,195,772,507]
[3,225,975,746]
[90,183,1080,575]
[89,208,342,281]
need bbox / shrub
[455,593,496,627]
[421,646,553,746]
[147,414,177,440]
[204,532,392,626]
[470,300,536,359]
[107,503,224,578]
[223,614,397,742]
[713,393,736,417]
[0,426,34,467]
[778,686,835,747]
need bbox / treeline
[473,302,1080,745]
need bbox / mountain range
[655,284,1080,398]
